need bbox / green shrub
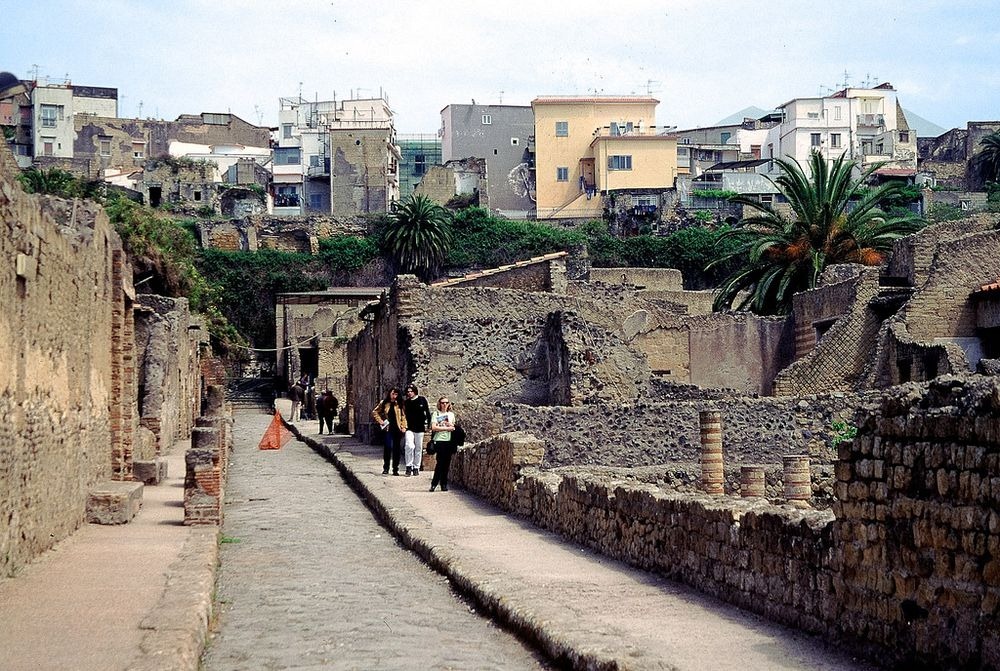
[691,188,738,200]
[926,203,967,223]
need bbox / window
[309,154,320,167]
[556,166,569,181]
[759,194,774,206]
[132,142,145,159]
[42,137,54,156]
[511,137,519,146]
[193,191,202,201]
[309,193,323,209]
[834,106,842,121]
[807,112,819,119]
[275,147,301,165]
[481,114,492,125]
[810,133,821,147]
[555,121,568,137]
[720,131,732,144]
[608,155,632,170]
[282,124,293,139]
[99,139,111,156]
[414,155,426,176]
[899,131,910,143]
[40,104,62,128]
[830,133,842,148]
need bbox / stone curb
[285,423,627,671]
[127,527,220,671]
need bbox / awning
[705,158,770,171]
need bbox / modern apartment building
[531,96,677,220]
[440,103,534,216]
[275,95,400,216]
[0,77,118,168]
[763,82,917,175]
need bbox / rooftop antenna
[841,69,851,89]
[137,100,143,118]
[30,64,40,81]
[298,81,303,100]
[254,105,263,124]
[644,79,660,95]
[499,90,504,104]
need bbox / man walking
[403,384,431,476]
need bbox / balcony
[857,113,885,128]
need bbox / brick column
[184,427,222,525]
[699,410,724,495]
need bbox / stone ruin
[344,213,1000,668]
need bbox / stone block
[133,457,168,485]
[86,481,144,524]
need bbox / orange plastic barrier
[258,410,293,450]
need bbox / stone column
[740,466,765,498]
[699,410,724,495]
[782,455,811,506]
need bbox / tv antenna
[137,100,143,118]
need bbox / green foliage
[693,210,714,222]
[711,151,925,315]
[2,125,14,141]
[926,203,966,223]
[975,131,1000,185]
[318,236,380,272]
[579,219,739,289]
[196,205,215,217]
[197,249,327,349]
[986,182,1000,203]
[830,421,858,448]
[692,188,738,200]
[384,194,452,281]
[17,167,83,197]
[447,207,584,269]
[445,191,479,210]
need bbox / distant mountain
[902,109,946,138]
[713,106,774,126]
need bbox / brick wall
[0,144,131,575]
[452,375,1000,669]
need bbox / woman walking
[372,387,407,475]
[429,396,456,492]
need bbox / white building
[275,94,399,216]
[763,82,916,175]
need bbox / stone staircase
[226,377,275,412]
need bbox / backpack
[452,424,466,447]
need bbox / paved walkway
[0,436,216,671]
[288,415,879,671]
[0,409,881,670]
[202,411,548,670]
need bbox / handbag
[426,439,438,455]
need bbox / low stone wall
[453,375,1000,669]
[496,392,860,469]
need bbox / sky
[3,1,998,134]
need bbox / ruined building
[341,207,1000,668]
[0,143,215,576]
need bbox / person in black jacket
[403,384,431,476]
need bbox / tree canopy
[711,151,925,315]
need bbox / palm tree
[974,130,1000,186]
[711,151,924,315]
[16,167,81,197]
[383,194,452,281]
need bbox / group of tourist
[289,375,339,433]
[371,385,460,492]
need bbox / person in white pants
[403,384,431,476]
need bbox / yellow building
[531,96,677,219]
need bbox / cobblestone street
[201,410,548,670]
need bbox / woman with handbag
[429,396,456,492]
[371,387,407,476]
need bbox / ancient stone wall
[589,268,683,290]
[494,392,858,469]
[431,255,559,292]
[0,144,131,575]
[773,268,882,396]
[200,214,368,252]
[135,294,198,454]
[453,376,1000,669]
[871,225,1000,388]
[347,290,404,442]
[687,312,793,395]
